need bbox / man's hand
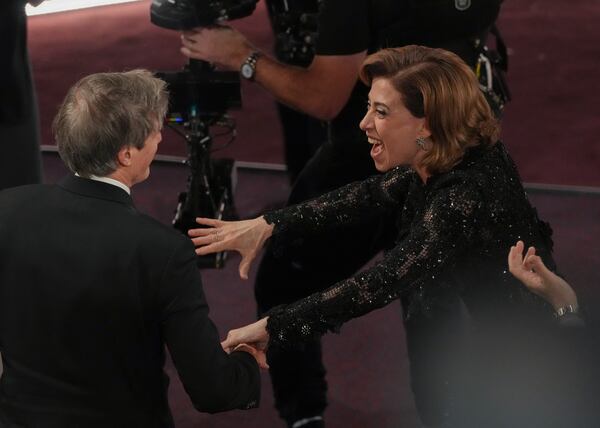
[188,216,274,279]
[508,241,578,310]
[232,343,269,370]
[181,26,254,70]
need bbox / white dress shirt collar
[75,173,131,195]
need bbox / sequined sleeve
[266,179,483,348]
[263,166,414,241]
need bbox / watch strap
[241,51,261,81]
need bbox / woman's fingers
[190,235,215,246]
[188,219,223,237]
[238,251,257,280]
[196,242,228,256]
[508,241,525,275]
[196,217,223,227]
[221,330,243,351]
[525,245,536,258]
[188,228,213,238]
[527,255,552,279]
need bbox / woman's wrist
[554,304,578,318]
[550,291,578,313]
[258,216,275,240]
[551,290,578,317]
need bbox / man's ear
[116,146,132,167]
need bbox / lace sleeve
[266,181,483,348]
[263,166,414,241]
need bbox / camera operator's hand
[181,26,254,70]
[180,25,365,121]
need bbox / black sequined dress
[264,142,555,349]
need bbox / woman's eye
[366,102,386,117]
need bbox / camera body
[266,0,322,66]
[151,0,259,30]
[155,60,241,122]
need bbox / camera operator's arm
[181,26,365,121]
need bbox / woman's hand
[188,216,274,279]
[231,343,269,370]
[221,318,270,361]
[508,240,578,311]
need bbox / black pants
[276,103,327,185]
[254,135,464,426]
[400,290,466,428]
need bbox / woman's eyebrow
[372,101,389,109]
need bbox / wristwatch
[240,51,261,81]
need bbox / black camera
[151,0,258,30]
[151,0,258,268]
[266,0,322,66]
[155,61,241,121]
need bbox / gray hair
[53,69,169,177]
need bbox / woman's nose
[359,110,371,131]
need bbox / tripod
[166,59,239,268]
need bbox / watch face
[241,63,254,79]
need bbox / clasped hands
[223,318,270,369]
[189,217,274,368]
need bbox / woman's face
[359,78,430,172]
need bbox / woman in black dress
[190,46,562,426]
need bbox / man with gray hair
[0,69,263,427]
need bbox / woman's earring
[416,137,427,150]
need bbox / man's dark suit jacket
[0,175,260,427]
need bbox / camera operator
[263,0,326,184]
[181,1,504,427]
[0,0,44,191]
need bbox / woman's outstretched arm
[189,166,414,278]
[262,180,483,349]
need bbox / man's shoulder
[122,209,198,264]
[0,182,51,194]
[0,183,53,206]
[132,211,189,246]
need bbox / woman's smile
[368,135,384,159]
